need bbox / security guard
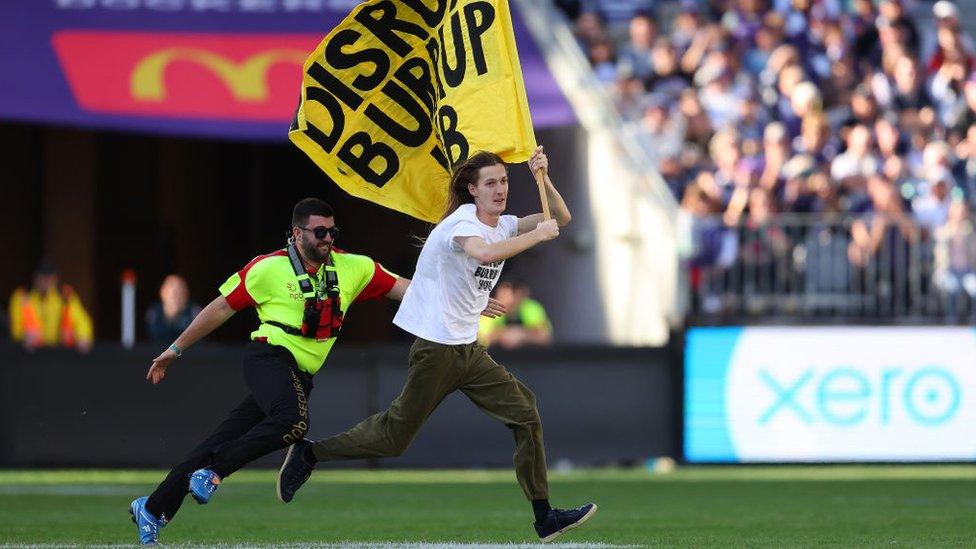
[8,263,93,352]
[128,198,407,546]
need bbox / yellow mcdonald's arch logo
[131,47,308,102]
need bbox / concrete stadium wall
[0,342,678,470]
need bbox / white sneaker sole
[276,443,299,504]
[539,503,599,543]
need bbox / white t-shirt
[394,204,519,344]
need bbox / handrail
[683,213,975,323]
[512,0,678,214]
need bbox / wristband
[168,343,183,357]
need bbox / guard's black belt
[265,320,304,336]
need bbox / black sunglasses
[297,225,340,240]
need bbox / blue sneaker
[129,496,164,545]
[188,468,221,504]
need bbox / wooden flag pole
[534,167,552,220]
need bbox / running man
[278,148,598,543]
[129,198,416,545]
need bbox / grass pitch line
[4,466,976,486]
[0,485,139,496]
[0,541,643,549]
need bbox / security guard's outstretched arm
[146,295,235,385]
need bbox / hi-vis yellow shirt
[219,248,396,375]
[289,0,537,222]
[8,285,93,349]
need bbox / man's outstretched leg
[130,343,311,545]
[459,344,597,542]
[199,343,313,502]
[130,394,265,545]
[278,338,459,502]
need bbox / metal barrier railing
[684,214,976,323]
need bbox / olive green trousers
[311,337,549,500]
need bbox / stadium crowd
[565,0,976,320]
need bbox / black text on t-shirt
[474,261,502,291]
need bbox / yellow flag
[289,0,537,222]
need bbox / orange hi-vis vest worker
[8,285,94,349]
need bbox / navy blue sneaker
[188,468,220,504]
[129,496,164,545]
[277,438,315,503]
[534,502,598,543]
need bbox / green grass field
[2,466,976,547]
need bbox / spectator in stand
[478,281,553,349]
[612,72,648,121]
[616,13,657,81]
[574,11,608,52]
[848,177,917,268]
[671,1,704,53]
[589,38,619,85]
[647,37,692,102]
[8,261,93,353]
[696,52,743,128]
[946,73,976,141]
[738,91,770,143]
[725,186,791,297]
[678,178,738,313]
[758,122,790,192]
[932,1,975,58]
[572,0,976,320]
[882,154,916,201]
[919,140,959,191]
[953,121,976,201]
[724,0,766,50]
[832,123,880,192]
[789,82,823,131]
[849,84,881,127]
[912,167,957,233]
[677,88,713,148]
[875,114,908,165]
[680,23,724,80]
[853,177,919,314]
[795,113,838,168]
[933,198,976,320]
[821,32,860,115]
[782,164,823,213]
[709,127,741,204]
[634,93,685,171]
[742,13,783,76]
[928,2,974,74]
[877,0,920,56]
[802,172,854,311]
[929,54,970,129]
[145,274,202,343]
[581,0,657,34]
[774,63,807,137]
[875,55,929,113]
[851,0,879,66]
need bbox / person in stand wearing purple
[277,147,597,543]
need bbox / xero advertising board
[685,327,976,462]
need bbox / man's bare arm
[145,295,236,385]
[458,220,559,264]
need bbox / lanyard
[287,243,339,299]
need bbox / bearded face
[294,214,336,265]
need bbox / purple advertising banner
[0,1,574,141]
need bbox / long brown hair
[441,151,505,221]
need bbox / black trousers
[145,341,313,522]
